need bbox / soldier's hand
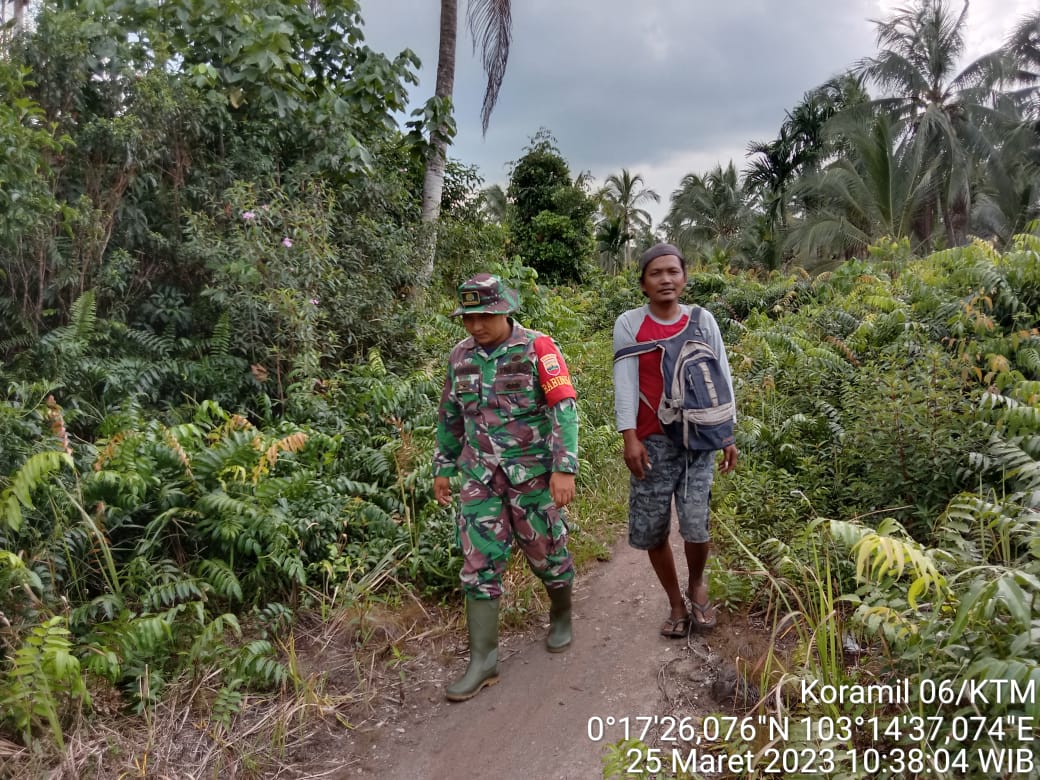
[549,472,576,508]
[434,476,453,506]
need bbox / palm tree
[785,113,942,265]
[743,128,802,268]
[664,162,751,266]
[975,9,1040,242]
[783,75,869,175]
[597,169,659,266]
[417,0,512,288]
[971,121,1040,244]
[480,183,508,224]
[594,215,630,273]
[854,0,1006,247]
[741,78,870,269]
[784,92,837,174]
[1001,9,1040,114]
[744,126,799,237]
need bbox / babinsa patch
[540,353,561,376]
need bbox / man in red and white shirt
[612,244,738,637]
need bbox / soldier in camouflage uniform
[433,273,579,702]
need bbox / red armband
[534,336,577,406]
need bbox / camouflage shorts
[457,467,574,599]
[628,435,715,549]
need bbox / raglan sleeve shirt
[612,305,737,436]
[612,308,643,433]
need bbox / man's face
[461,313,512,347]
[641,255,687,303]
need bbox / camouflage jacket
[433,322,579,484]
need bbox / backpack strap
[612,306,703,362]
[613,340,662,361]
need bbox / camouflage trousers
[457,467,574,599]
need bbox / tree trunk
[415,0,457,296]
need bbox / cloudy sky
[360,0,1035,227]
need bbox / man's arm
[548,398,578,507]
[612,311,641,433]
[548,397,579,475]
[613,311,650,479]
[433,368,464,475]
[534,336,579,507]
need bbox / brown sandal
[660,614,691,638]
[689,596,717,631]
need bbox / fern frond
[141,576,205,612]
[367,349,387,377]
[1011,233,1040,254]
[68,291,98,343]
[252,431,309,483]
[0,451,75,531]
[863,294,903,312]
[196,558,244,602]
[830,518,947,608]
[949,569,1040,641]
[211,680,244,732]
[1017,346,1040,379]
[187,612,242,666]
[0,616,90,747]
[961,657,1040,719]
[803,347,855,377]
[123,328,173,358]
[234,639,287,689]
[853,604,918,644]
[207,313,232,357]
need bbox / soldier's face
[462,313,511,348]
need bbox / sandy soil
[321,532,771,780]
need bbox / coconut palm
[418,0,512,288]
[971,121,1040,244]
[977,10,1040,241]
[1003,9,1040,112]
[854,0,1007,248]
[785,113,943,266]
[594,215,630,274]
[597,169,659,266]
[664,161,752,266]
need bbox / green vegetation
[2,0,1040,776]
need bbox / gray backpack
[614,306,735,451]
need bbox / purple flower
[242,211,256,221]
[310,298,320,306]
[281,237,293,248]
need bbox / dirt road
[331,533,761,780]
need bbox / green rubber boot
[546,583,573,653]
[445,597,500,702]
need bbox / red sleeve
[534,336,577,406]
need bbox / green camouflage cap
[451,273,520,316]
